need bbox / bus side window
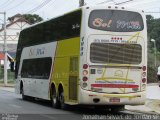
[70,57,78,72]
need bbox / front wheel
[21,86,27,100]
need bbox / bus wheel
[59,90,66,109]
[21,85,27,100]
[51,88,60,108]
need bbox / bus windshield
[88,10,144,32]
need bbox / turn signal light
[83,70,88,76]
[142,72,146,77]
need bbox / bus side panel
[51,37,80,103]
[16,42,57,100]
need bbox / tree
[23,14,43,24]
[146,15,160,51]
[147,15,160,83]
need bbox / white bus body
[15,5,147,108]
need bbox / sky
[0,0,159,23]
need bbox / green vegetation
[147,15,160,83]
[0,69,15,84]
[23,14,43,24]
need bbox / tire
[21,86,27,100]
[51,88,60,108]
[59,90,67,109]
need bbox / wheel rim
[53,97,56,104]
[52,91,57,105]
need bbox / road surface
[0,87,158,120]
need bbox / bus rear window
[88,10,144,32]
[90,43,142,64]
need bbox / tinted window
[21,57,52,79]
[90,43,142,64]
[19,10,81,47]
[15,10,82,78]
[89,10,144,32]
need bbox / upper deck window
[88,10,144,32]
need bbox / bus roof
[21,8,82,32]
[20,5,145,33]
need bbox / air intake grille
[90,43,142,64]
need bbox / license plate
[109,98,120,103]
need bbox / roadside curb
[0,87,15,93]
[147,83,158,86]
[0,84,15,88]
[146,99,160,114]
[125,98,160,114]
[124,109,156,114]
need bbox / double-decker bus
[15,5,147,110]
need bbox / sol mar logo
[29,47,45,57]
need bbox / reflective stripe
[91,84,139,88]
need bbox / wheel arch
[50,82,57,99]
[58,83,64,94]
[20,80,23,94]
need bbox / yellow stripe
[51,37,80,103]
[96,77,134,82]
[103,94,141,99]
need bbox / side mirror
[10,62,15,72]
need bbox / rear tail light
[141,66,147,90]
[142,78,146,83]
[83,77,88,81]
[83,64,88,69]
[82,63,89,88]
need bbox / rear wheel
[59,90,68,109]
[51,88,60,108]
[59,91,65,109]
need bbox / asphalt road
[0,90,157,120]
